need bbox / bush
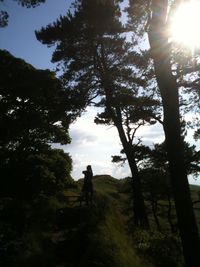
[133,229,184,267]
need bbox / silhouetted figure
[81,165,93,205]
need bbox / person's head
[87,165,92,171]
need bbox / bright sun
[170,0,200,49]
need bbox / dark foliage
[0,50,73,266]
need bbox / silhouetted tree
[0,49,71,148]
[128,1,200,266]
[140,139,199,233]
[35,0,161,228]
[0,50,73,265]
[0,49,73,195]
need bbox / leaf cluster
[35,0,153,109]
[0,49,71,152]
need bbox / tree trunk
[148,1,200,266]
[167,193,177,233]
[99,46,149,228]
[114,107,149,229]
[151,198,161,231]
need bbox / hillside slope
[52,175,148,267]
[13,175,199,267]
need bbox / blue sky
[0,0,70,69]
[0,0,199,184]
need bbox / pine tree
[128,1,200,266]
[35,0,163,228]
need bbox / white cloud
[135,123,165,146]
[188,175,200,186]
[62,107,163,179]
[54,107,199,185]
[60,107,126,179]
[69,128,97,147]
[51,107,121,179]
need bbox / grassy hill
[57,175,148,267]
[190,184,200,231]
[7,175,199,267]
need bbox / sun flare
[170,0,200,49]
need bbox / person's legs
[85,191,89,205]
[90,184,93,204]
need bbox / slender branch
[151,113,163,124]
[131,123,142,143]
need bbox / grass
[52,175,150,267]
[8,174,200,267]
[96,201,148,267]
[190,184,200,232]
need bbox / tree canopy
[0,49,73,199]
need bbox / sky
[0,0,199,184]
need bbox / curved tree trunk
[98,43,149,229]
[114,107,149,229]
[148,1,200,266]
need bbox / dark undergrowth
[1,175,199,267]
